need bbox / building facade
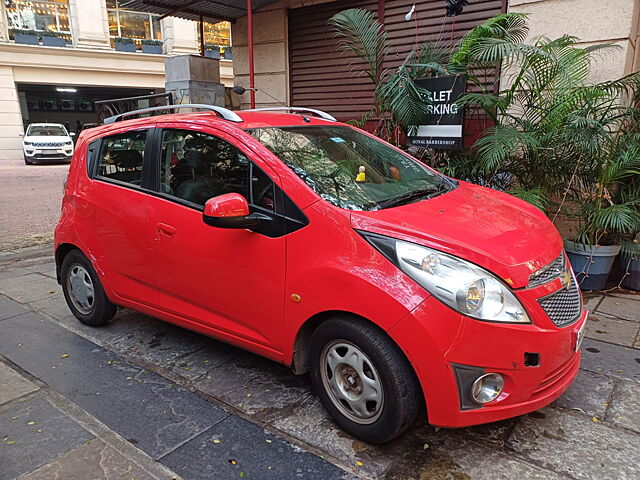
[229,0,640,111]
[0,0,234,160]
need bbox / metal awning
[122,0,280,23]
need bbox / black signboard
[407,75,466,150]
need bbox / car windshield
[27,125,67,136]
[247,125,453,211]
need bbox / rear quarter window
[96,130,147,186]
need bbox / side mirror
[203,193,270,229]
[70,132,76,137]
[18,132,24,137]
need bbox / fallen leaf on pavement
[60,353,69,358]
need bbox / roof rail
[103,104,243,124]
[243,107,336,122]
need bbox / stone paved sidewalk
[1,246,639,479]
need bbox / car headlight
[24,141,33,146]
[363,233,530,323]
[65,140,73,146]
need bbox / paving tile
[583,294,603,312]
[194,351,314,418]
[552,369,614,418]
[0,312,229,459]
[166,338,240,381]
[0,362,38,405]
[26,293,72,321]
[19,438,157,480]
[584,312,639,347]
[507,407,639,480]
[0,396,93,480]
[106,320,207,368]
[597,296,640,323]
[580,338,640,383]
[271,397,393,478]
[0,273,60,304]
[160,414,350,480]
[388,434,570,480]
[607,380,640,434]
[0,295,29,320]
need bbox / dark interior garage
[17,84,162,132]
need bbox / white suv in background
[22,123,75,165]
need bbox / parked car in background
[54,105,587,444]
[22,123,75,165]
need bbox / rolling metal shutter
[288,0,505,126]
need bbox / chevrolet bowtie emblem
[561,270,571,288]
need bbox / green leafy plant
[141,39,163,46]
[329,8,446,144]
[11,28,38,36]
[41,30,65,38]
[115,37,135,44]
[453,14,640,228]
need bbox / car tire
[61,250,116,327]
[23,155,34,165]
[309,317,420,444]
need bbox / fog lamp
[471,373,504,404]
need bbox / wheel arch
[54,243,82,284]
[290,310,418,383]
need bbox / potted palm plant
[141,39,163,54]
[565,136,640,290]
[115,37,136,52]
[41,30,67,47]
[620,233,640,290]
[12,29,39,45]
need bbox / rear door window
[96,130,147,187]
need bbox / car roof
[28,123,66,127]
[87,110,345,137]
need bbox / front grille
[33,142,66,148]
[529,252,565,287]
[538,275,582,327]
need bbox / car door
[145,124,289,353]
[79,125,157,305]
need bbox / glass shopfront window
[107,0,162,48]
[202,21,231,47]
[5,0,71,42]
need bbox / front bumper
[24,148,73,162]
[388,276,587,428]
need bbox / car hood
[350,181,563,288]
[24,136,71,143]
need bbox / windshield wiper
[377,181,449,209]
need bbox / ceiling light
[56,87,77,93]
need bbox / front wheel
[61,250,116,326]
[23,155,34,165]
[309,317,420,443]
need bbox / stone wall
[509,0,640,81]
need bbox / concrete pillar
[232,1,288,109]
[164,55,225,106]
[69,0,110,49]
[0,1,9,42]
[0,66,24,161]
[161,17,199,54]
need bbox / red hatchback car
[54,105,587,443]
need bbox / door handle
[157,222,176,238]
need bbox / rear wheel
[61,250,116,326]
[309,317,420,443]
